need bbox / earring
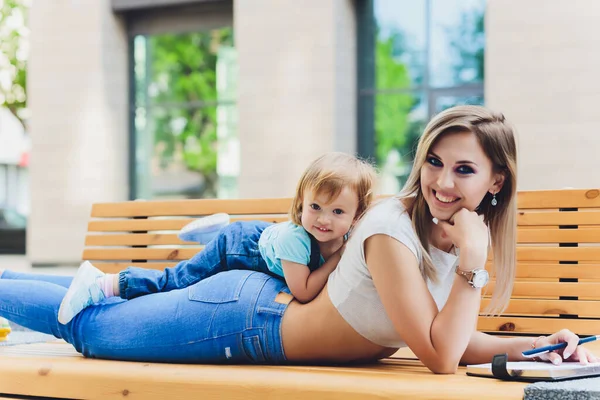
[491,193,498,207]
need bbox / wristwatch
[455,265,489,288]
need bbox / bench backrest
[85,189,600,336]
[479,188,600,335]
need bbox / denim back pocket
[188,272,249,303]
[242,335,267,363]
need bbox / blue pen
[522,335,600,358]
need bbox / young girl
[0,106,595,369]
[57,152,377,324]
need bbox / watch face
[472,269,490,288]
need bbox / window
[357,0,486,193]
[126,1,237,200]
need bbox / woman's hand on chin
[435,208,488,264]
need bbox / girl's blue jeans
[0,268,289,364]
[120,221,274,299]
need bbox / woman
[0,106,595,372]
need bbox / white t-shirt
[327,197,458,348]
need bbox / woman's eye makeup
[426,156,442,166]
[427,154,475,175]
[456,165,475,175]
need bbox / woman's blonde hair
[290,152,378,225]
[399,105,518,314]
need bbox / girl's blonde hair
[290,152,378,225]
[399,105,517,314]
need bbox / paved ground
[0,255,78,276]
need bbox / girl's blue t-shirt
[258,221,325,277]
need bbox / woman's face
[420,130,504,221]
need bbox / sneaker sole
[57,261,97,324]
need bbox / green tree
[0,0,29,127]
[374,33,418,166]
[144,28,234,198]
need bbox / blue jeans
[0,269,288,364]
[120,221,273,299]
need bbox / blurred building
[0,108,28,254]
[0,108,29,214]
[26,0,600,264]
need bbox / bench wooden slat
[481,299,600,317]
[83,248,199,261]
[478,316,600,335]
[94,262,178,273]
[512,263,600,279]
[91,198,293,218]
[88,218,196,232]
[85,234,193,246]
[517,228,600,243]
[487,281,600,299]
[516,247,600,261]
[87,216,288,232]
[517,189,600,209]
[517,210,600,226]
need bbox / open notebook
[467,360,600,381]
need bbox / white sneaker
[178,213,230,244]
[58,261,106,325]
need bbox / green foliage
[374,33,419,165]
[145,28,233,197]
[0,0,29,126]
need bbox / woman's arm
[366,234,484,374]
[461,331,533,365]
[281,247,343,303]
[462,330,600,366]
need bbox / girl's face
[300,186,358,244]
[420,130,504,221]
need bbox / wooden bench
[0,188,598,399]
[479,188,600,335]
